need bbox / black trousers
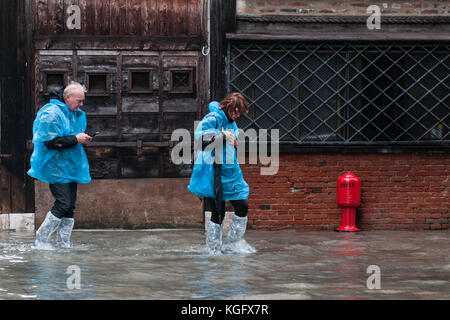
[49,182,78,219]
[206,198,248,225]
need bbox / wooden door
[0,0,33,214]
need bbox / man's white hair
[63,81,87,97]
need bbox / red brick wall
[237,0,450,15]
[243,153,449,230]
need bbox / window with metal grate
[228,42,449,147]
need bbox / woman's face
[228,107,241,121]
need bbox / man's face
[65,90,85,111]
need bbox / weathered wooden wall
[34,0,202,36]
[35,50,203,179]
[33,0,209,181]
[31,0,210,228]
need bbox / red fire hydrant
[336,172,361,232]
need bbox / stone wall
[34,178,203,229]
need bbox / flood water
[0,229,448,300]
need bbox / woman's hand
[222,128,237,147]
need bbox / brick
[288,2,308,6]
[331,2,348,7]
[238,8,259,14]
[320,9,336,13]
[351,3,369,7]
[260,8,276,13]
[310,2,329,7]
[402,3,422,9]
[381,9,399,14]
[421,9,439,14]
[267,2,285,6]
[280,8,298,13]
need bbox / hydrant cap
[338,172,360,180]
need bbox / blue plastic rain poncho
[187,101,249,200]
[27,99,91,184]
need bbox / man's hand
[76,133,92,144]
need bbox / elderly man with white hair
[28,81,93,248]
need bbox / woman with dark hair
[188,92,256,255]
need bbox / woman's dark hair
[219,92,249,116]
[49,87,64,101]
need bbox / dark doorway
[0,0,33,213]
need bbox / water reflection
[24,249,97,299]
[188,256,253,299]
[329,233,366,300]
[0,229,448,299]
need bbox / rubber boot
[223,215,256,254]
[206,221,223,255]
[34,211,61,248]
[57,218,75,248]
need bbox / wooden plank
[141,0,149,35]
[110,0,120,35]
[34,35,203,50]
[0,167,12,213]
[47,0,57,34]
[145,0,158,36]
[158,52,164,143]
[118,0,127,35]
[174,0,188,35]
[158,0,173,36]
[0,24,28,212]
[78,0,88,34]
[84,0,95,35]
[63,0,79,36]
[226,32,450,42]
[100,0,111,35]
[122,95,159,113]
[128,0,142,36]
[162,112,197,133]
[94,0,102,36]
[72,50,78,84]
[54,0,65,34]
[235,20,450,40]
[32,0,205,37]
[210,0,236,101]
[117,53,123,141]
[187,0,200,36]
[224,0,237,33]
[0,81,2,156]
[35,0,48,35]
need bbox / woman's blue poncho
[187,102,249,200]
[27,99,91,184]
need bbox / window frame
[168,68,194,94]
[227,41,450,152]
[127,68,154,93]
[42,69,68,96]
[85,72,111,97]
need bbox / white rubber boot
[206,221,223,255]
[34,211,61,248]
[223,215,256,254]
[57,218,75,248]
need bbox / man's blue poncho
[27,99,91,184]
[187,101,249,200]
